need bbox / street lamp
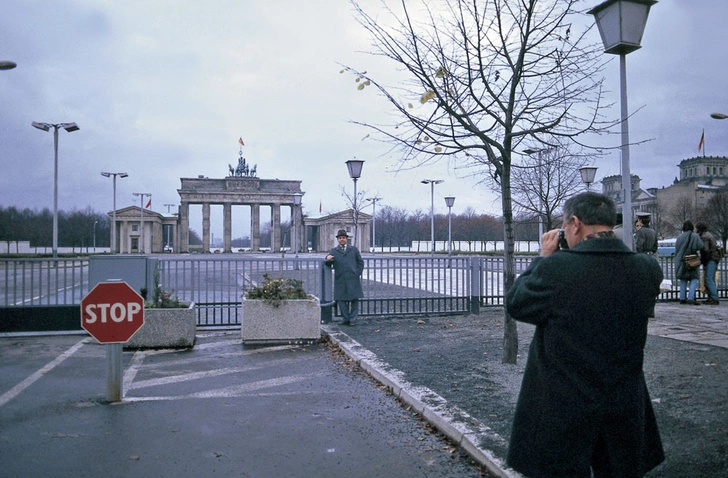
[364,196,381,254]
[132,192,151,253]
[523,148,550,243]
[444,197,455,257]
[32,121,80,258]
[101,172,128,254]
[293,193,302,258]
[579,167,598,191]
[346,159,365,249]
[589,0,657,249]
[711,113,728,120]
[0,61,17,70]
[421,179,443,256]
[93,220,98,253]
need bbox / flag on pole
[238,137,245,146]
[698,129,705,153]
[319,200,322,214]
[145,198,152,209]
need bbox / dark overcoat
[505,237,665,477]
[674,230,703,281]
[326,244,364,301]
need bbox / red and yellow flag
[698,130,705,153]
[238,137,245,146]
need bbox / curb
[322,325,521,478]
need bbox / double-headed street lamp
[32,121,80,258]
[132,192,151,253]
[293,193,303,258]
[421,179,443,256]
[346,159,365,249]
[589,0,657,249]
[444,196,455,257]
[364,196,381,254]
[101,172,128,254]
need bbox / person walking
[696,221,721,305]
[505,192,665,477]
[675,220,704,305]
[325,229,364,325]
[635,215,658,255]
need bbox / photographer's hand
[540,229,561,258]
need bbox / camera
[558,229,569,250]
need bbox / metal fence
[1,255,726,331]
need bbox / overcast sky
[2,0,727,241]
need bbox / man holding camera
[506,192,665,477]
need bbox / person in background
[674,220,704,305]
[696,221,720,305]
[506,192,664,477]
[325,229,364,325]
[634,215,658,255]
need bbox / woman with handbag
[674,220,704,305]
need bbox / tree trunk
[500,166,519,364]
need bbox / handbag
[684,253,701,269]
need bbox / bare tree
[346,0,611,363]
[701,191,728,246]
[512,146,593,231]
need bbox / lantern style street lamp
[444,196,455,257]
[579,167,598,191]
[32,121,80,258]
[346,159,365,249]
[589,0,657,249]
[421,179,443,256]
[101,172,128,254]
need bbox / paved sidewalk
[323,301,728,477]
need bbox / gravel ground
[337,309,728,477]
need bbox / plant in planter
[241,274,320,345]
[125,270,196,349]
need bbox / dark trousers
[338,299,359,323]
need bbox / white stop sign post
[81,281,145,402]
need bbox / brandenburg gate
[176,156,303,253]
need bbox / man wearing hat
[325,229,365,325]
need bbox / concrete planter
[125,302,196,349]
[241,296,321,345]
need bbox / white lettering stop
[84,302,142,324]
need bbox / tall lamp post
[293,193,302,258]
[579,167,598,191]
[101,172,128,254]
[93,221,98,253]
[346,159,365,249]
[132,192,151,253]
[32,121,80,258]
[589,0,657,249]
[364,196,381,254]
[444,197,455,257]
[421,179,443,256]
[523,148,550,244]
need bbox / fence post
[320,260,333,323]
[469,257,481,314]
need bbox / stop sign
[81,281,145,343]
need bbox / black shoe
[687,300,701,305]
[680,300,687,304]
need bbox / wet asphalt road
[0,331,490,478]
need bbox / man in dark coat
[506,192,665,477]
[634,214,658,255]
[325,229,364,325]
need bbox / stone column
[251,203,260,252]
[202,203,211,253]
[223,203,232,253]
[271,204,281,252]
[179,202,190,253]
